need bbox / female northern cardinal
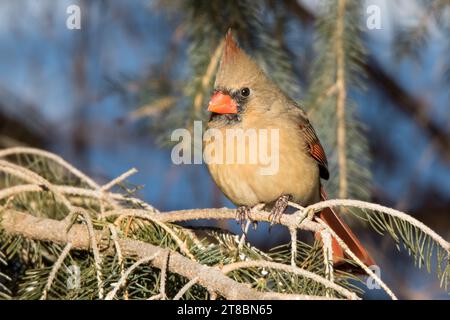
[205,30,374,268]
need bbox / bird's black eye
[240,87,250,97]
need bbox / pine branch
[0,209,331,300]
[307,200,450,252]
[40,242,73,300]
[335,0,349,198]
[105,253,160,300]
[1,147,448,299]
[305,0,372,200]
[221,260,358,300]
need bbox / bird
[204,30,374,268]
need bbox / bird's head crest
[214,29,266,91]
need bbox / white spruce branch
[320,230,334,285]
[147,293,163,300]
[113,212,196,260]
[101,168,138,192]
[1,210,343,300]
[160,252,169,300]
[78,208,104,299]
[40,242,73,300]
[316,218,398,300]
[289,227,298,267]
[108,224,128,299]
[307,199,450,252]
[221,260,358,300]
[173,277,199,300]
[0,160,74,211]
[1,148,449,300]
[105,253,160,300]
[0,147,100,189]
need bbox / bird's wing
[296,111,330,180]
[294,106,375,270]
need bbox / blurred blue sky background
[0,0,449,299]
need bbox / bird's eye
[240,87,250,97]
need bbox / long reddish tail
[315,188,375,269]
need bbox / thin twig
[112,212,201,260]
[0,147,99,189]
[160,252,169,300]
[147,293,163,300]
[221,260,358,300]
[316,218,397,300]
[0,184,155,212]
[40,242,73,300]
[321,230,334,282]
[238,220,251,251]
[320,230,334,298]
[173,277,199,300]
[289,227,297,267]
[105,253,160,300]
[0,184,41,200]
[108,224,127,299]
[0,148,122,210]
[307,199,450,252]
[101,168,138,192]
[78,209,104,299]
[0,161,74,211]
[58,185,155,211]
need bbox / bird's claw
[236,203,264,232]
[236,205,251,228]
[269,195,292,225]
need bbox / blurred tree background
[0,0,449,299]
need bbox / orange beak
[208,92,238,114]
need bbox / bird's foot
[269,195,292,225]
[236,203,264,231]
[236,205,251,228]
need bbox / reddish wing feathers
[297,111,374,269]
[311,144,328,179]
[299,120,330,180]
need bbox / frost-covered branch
[0,209,334,300]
